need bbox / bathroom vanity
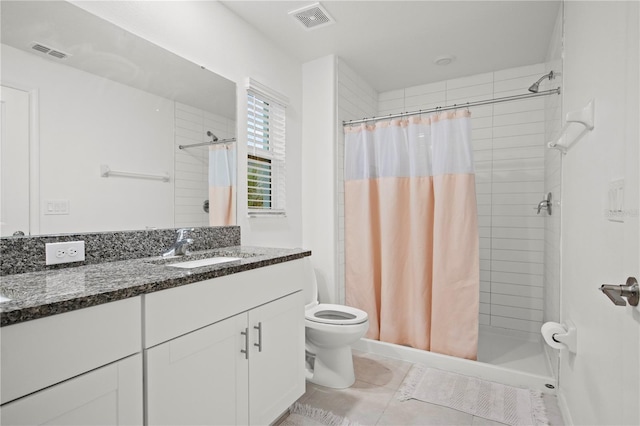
[0,243,310,425]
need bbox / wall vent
[288,2,335,31]
[31,42,70,59]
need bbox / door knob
[599,277,639,306]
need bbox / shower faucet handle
[599,277,639,307]
[534,192,553,215]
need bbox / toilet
[303,259,369,389]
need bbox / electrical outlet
[45,241,85,265]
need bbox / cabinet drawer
[1,297,142,404]
[0,353,142,425]
[144,259,304,348]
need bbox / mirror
[0,1,237,237]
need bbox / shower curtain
[344,110,479,360]
[208,144,236,226]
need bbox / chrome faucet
[535,192,553,215]
[162,228,194,257]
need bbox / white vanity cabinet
[144,259,306,425]
[0,297,143,425]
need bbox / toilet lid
[305,303,368,325]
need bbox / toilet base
[305,345,355,389]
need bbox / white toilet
[303,259,369,389]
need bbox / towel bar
[100,165,169,182]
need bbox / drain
[545,384,555,389]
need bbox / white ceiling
[221,0,561,92]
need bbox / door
[0,85,30,236]
[145,313,249,425]
[0,354,142,425]
[248,292,305,425]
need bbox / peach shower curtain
[209,144,236,226]
[344,110,479,360]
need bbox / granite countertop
[0,246,311,327]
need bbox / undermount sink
[165,257,242,269]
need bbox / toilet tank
[302,258,318,308]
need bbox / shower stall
[335,10,563,391]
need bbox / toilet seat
[305,303,368,325]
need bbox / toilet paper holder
[542,320,577,353]
[552,321,577,353]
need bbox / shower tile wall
[375,63,549,336]
[336,59,378,304]
[174,102,236,228]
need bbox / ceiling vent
[288,2,335,31]
[30,42,70,59]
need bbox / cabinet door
[248,291,305,425]
[146,313,249,425]
[0,354,142,425]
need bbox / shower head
[528,71,556,93]
[206,131,219,142]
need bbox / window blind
[247,87,286,216]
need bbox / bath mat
[398,365,549,426]
[279,402,360,426]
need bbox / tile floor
[286,350,564,426]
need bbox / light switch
[44,199,69,215]
[607,179,624,222]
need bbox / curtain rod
[178,138,236,150]
[342,88,561,126]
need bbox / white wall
[559,1,639,425]
[2,45,175,234]
[301,55,337,303]
[378,64,551,337]
[73,0,303,247]
[302,56,378,305]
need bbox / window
[246,79,287,216]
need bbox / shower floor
[352,326,556,392]
[477,326,552,377]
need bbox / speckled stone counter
[0,246,311,327]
